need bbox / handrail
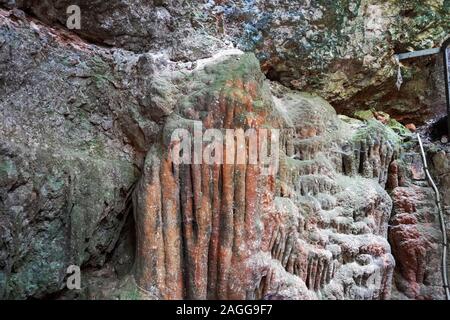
[442,37,450,137]
[417,133,450,300]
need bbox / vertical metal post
[441,38,450,300]
[443,39,450,138]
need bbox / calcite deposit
[130,51,396,300]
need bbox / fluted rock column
[133,52,277,299]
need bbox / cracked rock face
[213,0,449,122]
[1,0,175,52]
[0,9,144,299]
[0,1,449,300]
[3,0,449,122]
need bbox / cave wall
[2,0,449,122]
[0,1,449,300]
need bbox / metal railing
[417,133,450,300]
[442,38,450,138]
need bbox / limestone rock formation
[0,0,231,60]
[206,0,450,122]
[388,139,449,300]
[128,51,399,300]
[0,8,142,298]
[0,1,449,301]
[3,1,449,122]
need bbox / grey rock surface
[0,9,144,298]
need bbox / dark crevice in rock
[107,181,137,268]
[429,116,448,141]
[265,67,281,82]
